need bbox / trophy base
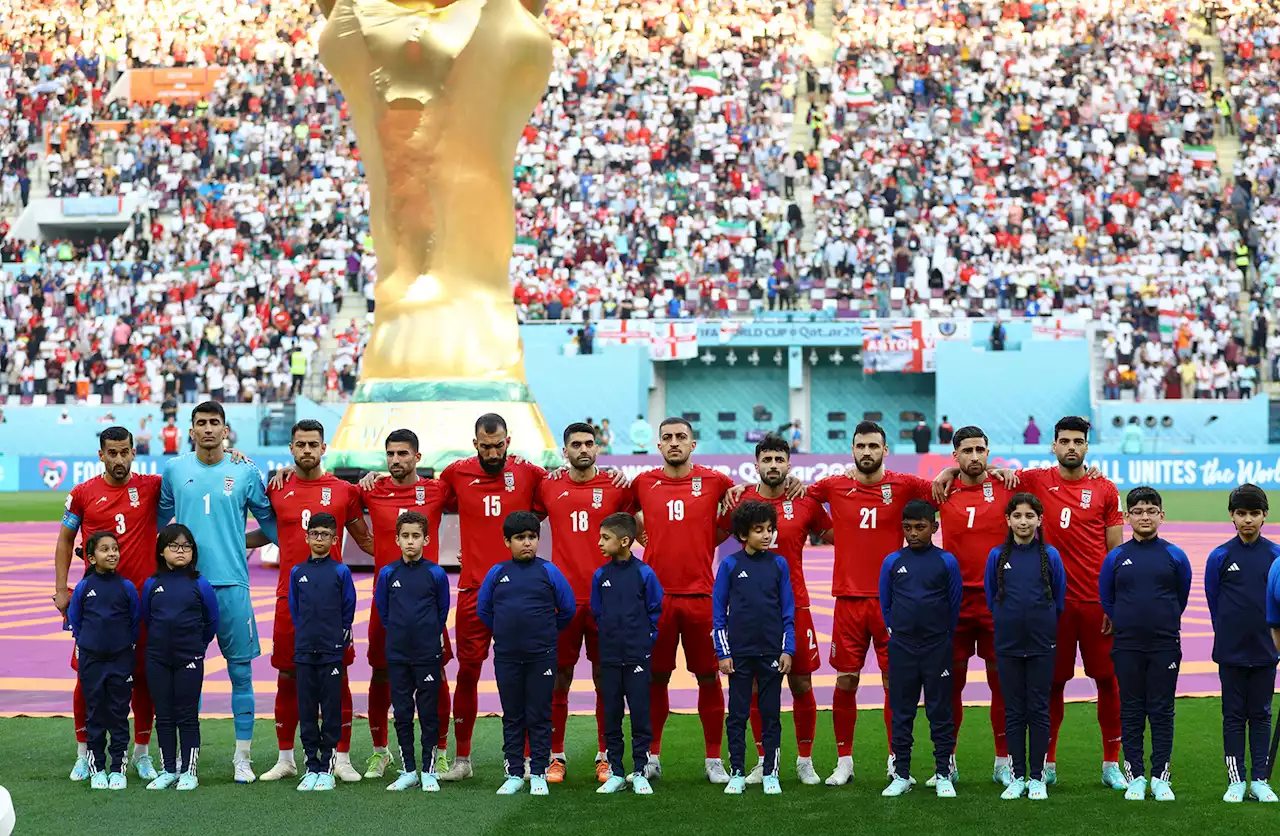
[325,380,561,473]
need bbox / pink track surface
[0,522,1228,718]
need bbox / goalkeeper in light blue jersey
[159,401,278,784]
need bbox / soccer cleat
[1043,762,1057,785]
[296,772,319,792]
[926,755,958,787]
[723,772,746,795]
[1223,781,1247,803]
[147,771,178,790]
[796,757,821,785]
[107,772,127,791]
[1150,778,1175,801]
[763,774,782,795]
[177,771,199,791]
[313,772,336,792]
[1001,778,1027,800]
[705,758,730,784]
[259,759,298,781]
[440,758,473,782]
[826,756,854,786]
[598,775,627,794]
[421,773,440,793]
[595,759,612,783]
[70,756,91,781]
[90,771,109,790]
[530,775,549,796]
[643,756,662,781]
[364,751,393,779]
[1103,762,1128,790]
[1250,780,1279,802]
[387,771,420,791]
[1124,776,1147,801]
[333,760,362,783]
[547,758,566,783]
[746,758,764,785]
[993,763,1013,787]
[496,776,524,795]
[233,755,257,784]
[935,776,956,798]
[1027,779,1048,801]
[435,751,450,775]
[632,774,654,795]
[133,754,158,781]
[882,776,912,797]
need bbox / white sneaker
[796,757,821,785]
[705,758,731,784]
[643,756,662,781]
[440,757,473,782]
[826,755,855,786]
[259,760,298,782]
[333,759,363,783]
[233,755,257,784]
[745,758,765,785]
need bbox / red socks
[1096,676,1122,762]
[453,665,481,759]
[792,688,817,759]
[833,687,857,757]
[1047,681,1066,762]
[882,685,893,750]
[551,690,570,754]
[74,681,87,744]
[275,675,298,750]
[987,666,1008,757]
[131,673,153,745]
[595,690,606,752]
[368,678,391,749]
[698,680,724,758]
[649,681,670,755]
[337,675,353,753]
[952,663,969,748]
[437,673,451,751]
[749,696,764,757]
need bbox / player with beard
[534,423,636,783]
[807,421,933,787]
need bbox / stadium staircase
[306,285,367,401]
[790,0,835,256]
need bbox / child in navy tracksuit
[68,531,141,790]
[288,513,357,792]
[1099,486,1192,802]
[373,511,451,793]
[879,499,962,797]
[712,501,795,796]
[591,512,663,795]
[984,492,1065,801]
[478,511,575,796]
[140,524,219,791]
[1204,483,1280,803]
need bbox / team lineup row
[54,405,1280,801]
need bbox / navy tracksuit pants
[1113,648,1180,780]
[388,661,442,774]
[495,653,556,778]
[996,653,1054,781]
[600,662,652,778]
[1219,664,1277,782]
[887,638,955,780]
[146,658,204,774]
[80,649,134,774]
[297,662,343,774]
[727,656,782,776]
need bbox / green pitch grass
[2,700,1273,836]
[0,492,68,523]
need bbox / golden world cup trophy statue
[319,0,560,471]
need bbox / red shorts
[271,596,354,670]
[454,588,493,666]
[650,594,718,676]
[791,606,822,675]
[556,604,599,669]
[829,596,889,675]
[953,589,996,664]
[1054,599,1114,682]
[366,599,454,670]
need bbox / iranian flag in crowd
[847,89,875,107]
[1158,308,1181,338]
[717,220,748,241]
[689,69,721,97]
[1183,145,1217,168]
[513,236,538,257]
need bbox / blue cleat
[529,775,548,796]
[1150,778,1175,801]
[993,763,1012,787]
[296,772,319,792]
[1223,781,1247,803]
[1043,762,1057,785]
[1027,779,1048,800]
[631,774,654,795]
[107,772,127,791]
[387,771,420,791]
[724,772,746,795]
[598,775,627,794]
[1124,776,1147,801]
[1103,763,1128,790]
[133,755,158,781]
[935,776,956,798]
[70,757,91,782]
[763,775,782,795]
[313,773,336,792]
[1001,778,1026,800]
[90,771,109,790]
[176,771,199,791]
[496,776,524,795]
[146,771,178,790]
[1250,780,1278,803]
[421,773,440,793]
[882,776,912,797]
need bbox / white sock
[77,742,88,758]
[372,746,388,755]
[994,755,1010,767]
[277,748,295,765]
[1046,761,1057,770]
[335,751,351,766]
[798,756,813,764]
[552,751,566,761]
[454,755,470,764]
[594,752,606,762]
[1103,760,1119,769]
[755,755,765,765]
[234,740,252,759]
[132,743,149,758]
[648,753,660,763]
[705,757,723,767]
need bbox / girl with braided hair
[985,493,1066,801]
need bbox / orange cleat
[595,760,613,783]
[547,759,566,783]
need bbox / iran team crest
[782,500,794,520]
[1080,489,1092,509]
[223,477,235,496]
[128,487,140,508]
[691,477,703,497]
[982,482,994,503]
[320,487,332,506]
[881,484,893,505]
[415,485,426,505]
[591,488,603,509]
[504,472,515,493]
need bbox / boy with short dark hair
[1204,483,1280,803]
[478,511,575,796]
[288,513,357,793]
[713,501,795,796]
[879,499,963,798]
[591,512,663,795]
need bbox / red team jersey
[439,457,547,589]
[632,465,733,596]
[940,477,1015,589]
[267,474,364,597]
[717,487,831,608]
[1018,468,1123,602]
[63,474,163,586]
[809,470,931,597]
[362,477,452,567]
[534,473,636,604]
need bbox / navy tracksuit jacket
[1099,536,1193,781]
[288,555,357,774]
[879,544,962,781]
[590,555,663,777]
[374,556,451,773]
[478,556,575,777]
[140,570,219,775]
[983,540,1066,782]
[713,548,795,777]
[68,569,141,774]
[1204,534,1280,781]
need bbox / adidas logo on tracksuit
[737,571,749,578]
[1121,559,1133,566]
[601,580,611,587]
[1227,563,1241,572]
[897,566,908,574]
[499,576,510,583]
[392,580,401,588]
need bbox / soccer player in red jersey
[54,426,160,783]
[718,434,832,786]
[254,420,373,784]
[534,422,636,784]
[806,420,932,787]
[632,417,735,784]
[938,426,1014,786]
